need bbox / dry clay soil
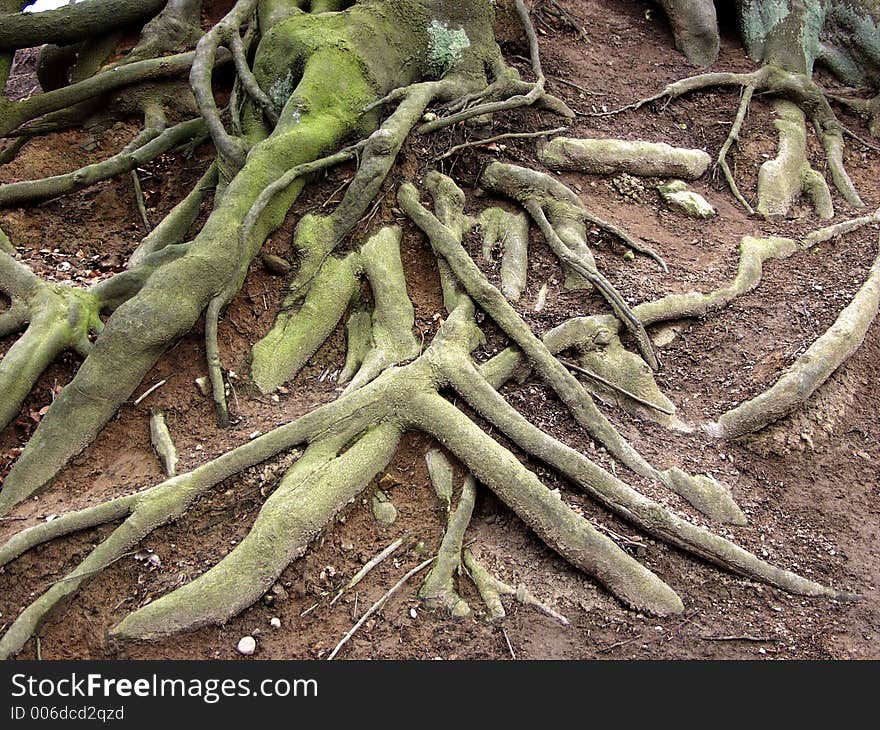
[0,0,879,660]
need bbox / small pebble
[270,617,282,629]
[237,636,256,656]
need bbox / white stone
[236,636,256,655]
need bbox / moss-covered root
[149,409,178,477]
[0,251,103,434]
[339,303,372,385]
[564,320,685,431]
[0,118,205,209]
[478,207,529,302]
[409,392,685,617]
[401,177,739,524]
[462,548,569,625]
[1,7,393,507]
[446,347,854,601]
[708,233,880,440]
[0,0,165,52]
[250,251,362,395]
[113,422,401,640]
[419,474,477,617]
[657,0,719,67]
[757,100,833,220]
[0,382,384,657]
[539,137,711,179]
[342,227,420,394]
[425,448,454,514]
[480,161,662,367]
[250,83,449,394]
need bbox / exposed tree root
[419,470,477,617]
[0,117,205,209]
[716,84,756,214]
[3,165,858,658]
[419,448,570,624]
[480,162,663,367]
[593,64,871,213]
[708,230,880,439]
[0,0,874,662]
[149,409,178,477]
[462,548,569,625]
[0,0,166,52]
[757,100,833,219]
[538,137,711,179]
[0,249,103,432]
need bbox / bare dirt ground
[1,0,878,660]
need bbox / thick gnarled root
[708,231,880,439]
[479,161,662,368]
[757,100,833,220]
[600,65,870,213]
[0,273,855,655]
[340,227,420,395]
[539,137,711,179]
[0,249,103,436]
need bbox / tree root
[418,0,574,135]
[538,137,711,179]
[419,472,477,617]
[248,80,453,396]
[0,185,858,656]
[0,0,165,52]
[0,49,219,139]
[127,162,218,268]
[0,0,869,660]
[594,65,870,212]
[480,162,663,368]
[419,447,571,624]
[708,229,880,439]
[462,548,569,625]
[401,173,744,524]
[477,207,530,302]
[0,117,205,209]
[425,448,454,515]
[0,250,103,432]
[757,100,833,219]
[149,409,178,477]
[716,84,756,214]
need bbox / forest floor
[0,0,878,660]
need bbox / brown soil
[1,0,879,660]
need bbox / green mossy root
[113,422,402,640]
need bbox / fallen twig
[327,558,433,660]
[330,536,405,606]
[133,379,167,406]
